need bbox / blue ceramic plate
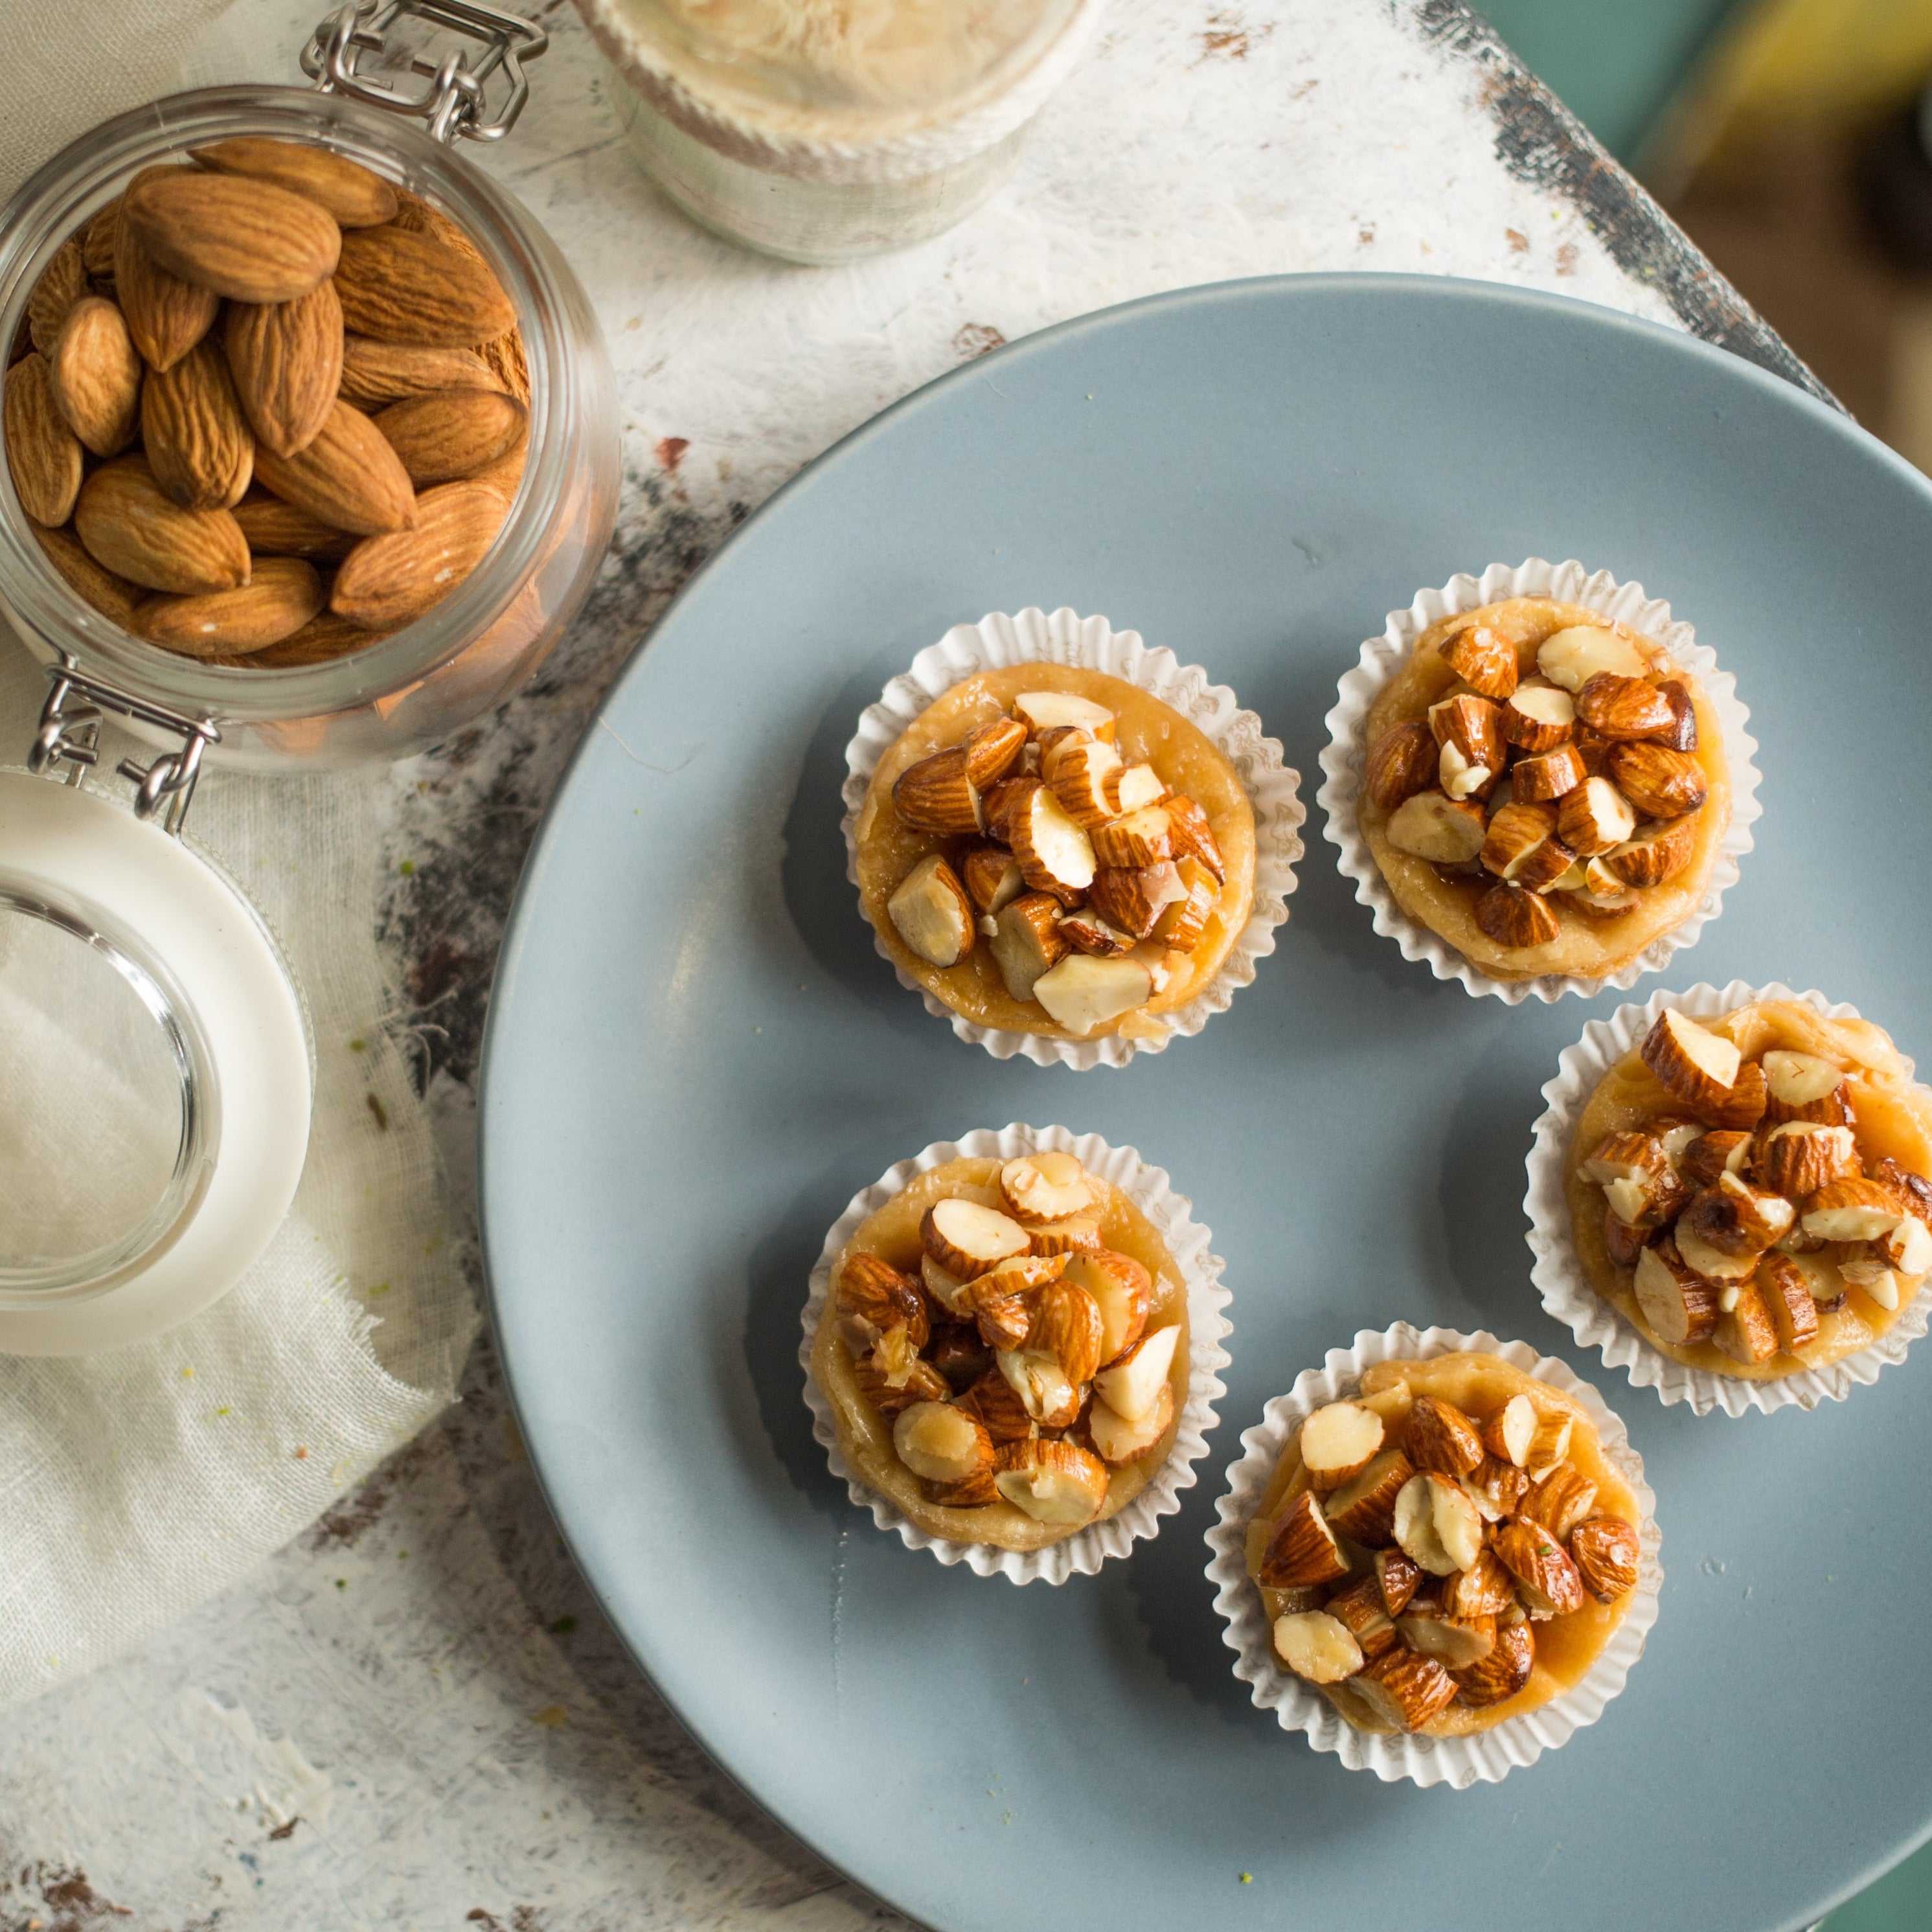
[481,275,1932,1932]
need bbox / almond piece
[333,224,515,347]
[1063,1251,1150,1365]
[988,891,1069,1001]
[1323,1448,1413,1548]
[1514,1461,1597,1540]
[255,396,415,534]
[852,1349,949,1418]
[1682,1129,1755,1186]
[1574,670,1676,740]
[131,555,322,658]
[1492,1519,1586,1618]
[886,854,975,967]
[1088,860,1186,940]
[124,170,340,303]
[223,279,345,457]
[1398,1601,1497,1670]
[1055,907,1134,956]
[993,1437,1108,1523]
[1480,801,1574,891]
[1429,691,1506,766]
[1556,774,1637,856]
[1600,812,1698,887]
[1089,804,1172,870]
[1438,621,1519,698]
[1150,854,1218,951]
[1481,1396,1538,1467]
[190,137,398,228]
[231,495,357,561]
[1041,731,1124,826]
[1087,1380,1174,1464]
[1383,790,1486,863]
[1025,1215,1103,1259]
[3,353,84,525]
[1499,677,1576,753]
[1448,1619,1534,1706]
[953,716,1025,790]
[1755,1123,1858,1198]
[73,455,249,594]
[1642,1008,1742,1108]
[1874,1157,1932,1220]
[1090,1322,1179,1423]
[1442,1549,1518,1620]
[1699,1058,1769,1131]
[1395,1471,1484,1574]
[47,297,141,457]
[922,1197,1030,1278]
[1271,1609,1364,1683]
[957,843,1023,918]
[1604,1210,1649,1267]
[1633,1237,1722,1344]
[1582,1130,1670,1188]
[1672,1215,1759,1282]
[1371,1547,1422,1617]
[1163,793,1227,882]
[1101,761,1172,821]
[1352,1644,1459,1731]
[1761,1049,1852,1125]
[1012,690,1115,741]
[998,1151,1093,1223]
[1023,1278,1104,1385]
[1475,881,1560,949]
[373,386,527,486]
[1536,624,1647,690]
[1681,1174,1795,1257]
[1520,1413,1574,1483]
[1300,1400,1385,1492]
[994,1345,1082,1427]
[1509,742,1589,803]
[330,479,506,627]
[955,1370,1036,1444]
[892,744,982,835]
[1324,1574,1398,1659]
[28,519,141,625]
[1714,1277,1780,1364]
[1605,740,1709,819]
[1031,952,1153,1035]
[1435,736,1498,804]
[1802,1177,1905,1244]
[141,337,255,510]
[1364,719,1440,810]
[1403,1395,1483,1477]
[1760,1251,1821,1352]
[1464,1453,1530,1521]
[26,238,89,358]
[1257,1488,1349,1589]
[836,1252,929,1350]
[893,1400,994,1485]
[114,197,220,371]
[1569,1516,1641,1604]
[1011,784,1098,895]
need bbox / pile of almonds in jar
[835,1151,1184,1530]
[886,690,1228,1036]
[1587,1010,1932,1361]
[1365,620,1710,948]
[3,137,529,667]
[1260,1388,1639,1729]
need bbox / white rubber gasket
[1316,558,1760,1003]
[0,769,311,1354]
[1205,1323,1661,1788]
[1526,979,1931,1416]
[800,1122,1232,1583]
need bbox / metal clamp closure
[302,0,549,144]
[28,659,220,839]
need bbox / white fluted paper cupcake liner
[800,1123,1232,1583]
[1526,981,1932,1416]
[1205,1323,1661,1788]
[1315,558,1760,1003]
[841,608,1303,1068]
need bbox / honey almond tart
[810,1148,1192,1551]
[1356,597,1731,983]
[1244,1354,1645,1737]
[850,665,1255,1043]
[1565,1000,1932,1383]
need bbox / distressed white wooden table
[0,3,1814,1927]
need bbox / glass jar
[0,84,621,772]
[577,0,1109,263]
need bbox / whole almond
[82,198,120,284]
[230,606,394,667]
[4,353,84,525]
[8,310,30,365]
[74,455,250,595]
[233,495,356,560]
[115,211,219,371]
[253,397,415,534]
[470,427,527,505]
[332,479,508,628]
[338,334,503,408]
[124,170,340,304]
[333,225,514,348]
[26,238,89,358]
[190,138,398,229]
[475,326,530,405]
[392,189,484,259]
[30,518,141,626]
[142,337,255,510]
[133,556,323,657]
[49,296,142,456]
[373,388,526,486]
[225,278,343,455]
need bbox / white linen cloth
[0,10,476,1707]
